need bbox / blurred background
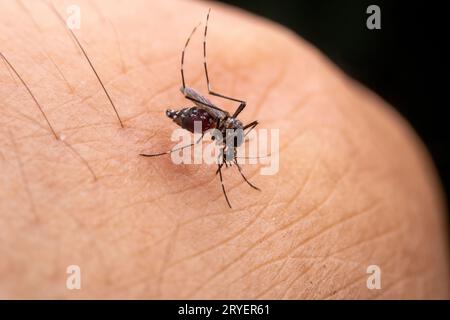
[219,0,450,222]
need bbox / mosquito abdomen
[166,107,215,133]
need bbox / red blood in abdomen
[182,108,214,133]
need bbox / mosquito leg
[217,162,232,208]
[243,120,259,131]
[180,18,230,115]
[243,120,259,138]
[140,133,203,157]
[231,102,247,118]
[181,23,201,89]
[215,146,228,175]
[234,158,260,191]
[203,9,247,118]
[215,162,223,175]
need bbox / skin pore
[0,0,448,299]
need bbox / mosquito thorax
[224,117,243,130]
[217,117,244,148]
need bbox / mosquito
[140,9,260,208]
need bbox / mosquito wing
[181,87,229,120]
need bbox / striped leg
[203,9,247,118]
[181,23,201,89]
[243,120,259,138]
[140,134,204,157]
[217,162,232,208]
[234,158,260,191]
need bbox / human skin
[0,0,448,299]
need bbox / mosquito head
[166,109,177,119]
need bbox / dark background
[219,0,449,218]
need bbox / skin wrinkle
[16,0,74,93]
[0,0,448,299]
[116,203,179,298]
[0,108,50,134]
[232,228,296,296]
[320,257,392,299]
[22,125,99,175]
[302,263,344,299]
[104,52,182,98]
[288,227,401,299]
[42,1,83,56]
[232,202,383,298]
[59,137,97,181]
[320,273,368,300]
[266,254,355,298]
[63,210,114,288]
[165,135,321,271]
[279,262,327,299]
[7,129,38,222]
[7,35,73,93]
[87,0,127,73]
[227,202,384,291]
[371,265,434,299]
[256,258,317,299]
[288,202,381,258]
[304,225,400,261]
[167,200,267,269]
[130,164,206,204]
[184,163,348,298]
[155,221,180,298]
[248,62,287,121]
[176,201,267,233]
